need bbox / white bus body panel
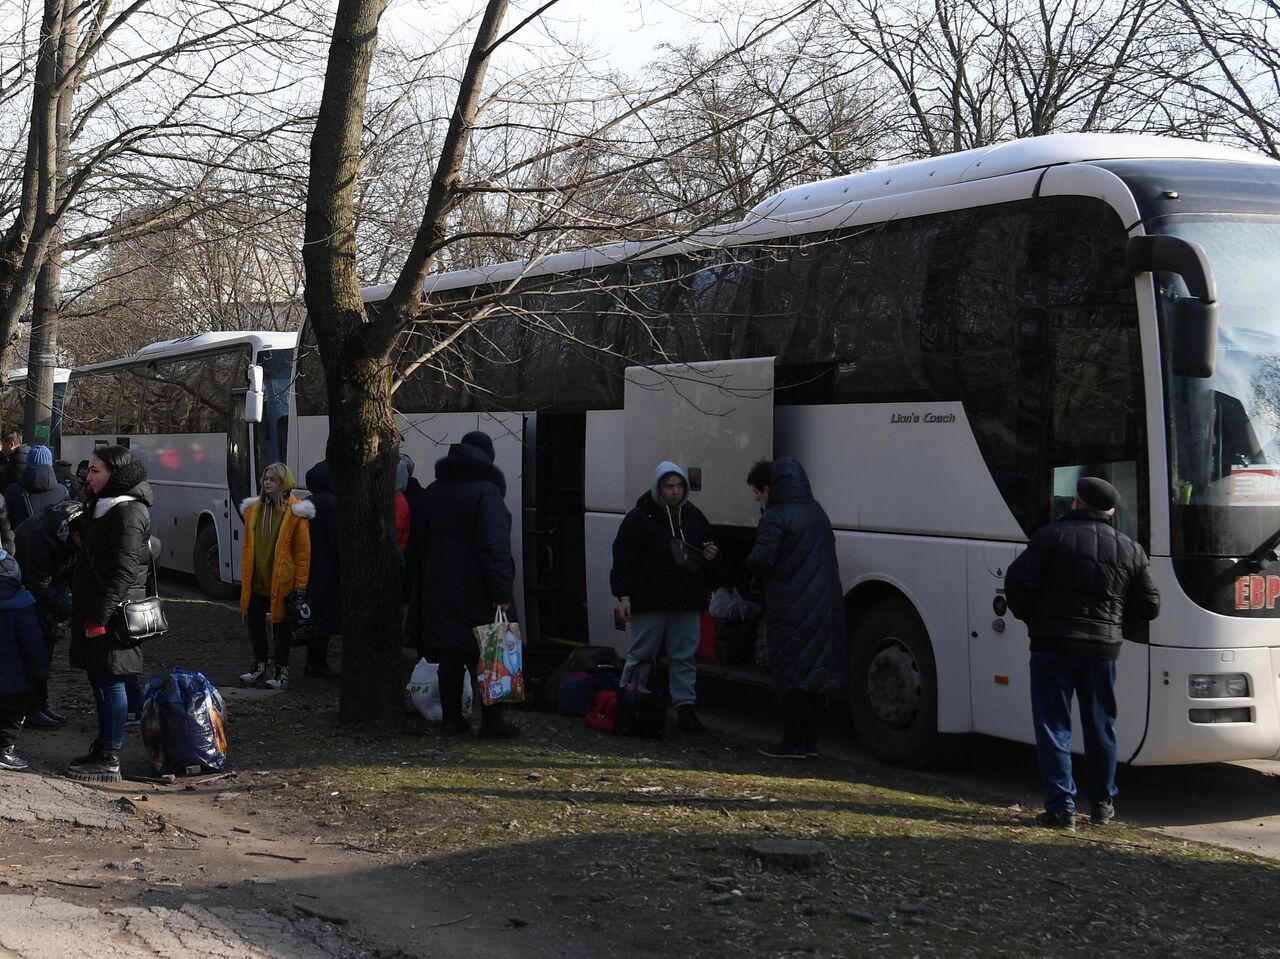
[624,358,775,529]
[585,511,627,655]
[584,409,626,513]
[61,432,230,578]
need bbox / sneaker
[0,745,28,771]
[40,706,67,725]
[758,741,807,759]
[676,705,706,735]
[240,661,268,684]
[265,666,289,690]
[66,744,121,783]
[1034,810,1077,831]
[1090,800,1116,824]
[24,708,65,730]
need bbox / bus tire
[848,599,950,769]
[194,524,237,600]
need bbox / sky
[389,0,720,77]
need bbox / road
[162,571,1280,860]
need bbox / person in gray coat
[746,458,847,759]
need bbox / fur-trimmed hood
[241,495,315,519]
[433,447,506,497]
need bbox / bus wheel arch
[193,518,237,600]
[846,587,951,768]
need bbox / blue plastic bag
[140,668,227,774]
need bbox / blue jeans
[622,610,700,707]
[1029,652,1118,814]
[86,672,128,751]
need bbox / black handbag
[669,537,704,574]
[111,558,168,646]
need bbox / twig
[295,903,348,925]
[1045,876,1094,895]
[47,879,102,889]
[246,851,307,863]
[177,826,210,839]
[428,913,472,928]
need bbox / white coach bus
[290,133,1280,767]
[62,331,296,598]
[3,367,71,454]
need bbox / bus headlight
[1188,673,1250,698]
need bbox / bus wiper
[1247,526,1280,571]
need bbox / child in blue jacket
[0,549,47,771]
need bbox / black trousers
[436,643,506,728]
[0,691,27,749]
[307,630,334,668]
[247,592,292,667]
[782,689,827,749]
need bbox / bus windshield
[1158,214,1280,558]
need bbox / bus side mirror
[244,391,264,424]
[247,364,264,393]
[1127,234,1218,379]
[1172,298,1218,379]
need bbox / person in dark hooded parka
[6,444,67,529]
[418,431,519,739]
[746,457,847,759]
[67,445,154,783]
[302,460,339,678]
[13,499,83,728]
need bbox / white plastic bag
[406,657,473,721]
[709,587,762,620]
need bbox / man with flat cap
[1005,477,1160,830]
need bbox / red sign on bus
[1235,574,1280,610]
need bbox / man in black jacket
[1005,477,1160,830]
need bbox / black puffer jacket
[610,492,712,613]
[747,458,847,695]
[417,447,514,655]
[69,462,154,676]
[14,504,77,630]
[5,464,67,529]
[303,461,340,635]
[1005,509,1160,660]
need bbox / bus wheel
[193,525,237,600]
[849,599,946,768]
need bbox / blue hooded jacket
[0,553,46,697]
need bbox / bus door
[967,542,1034,743]
[522,413,589,645]
[624,357,775,526]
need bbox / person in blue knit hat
[0,549,47,771]
[5,444,67,529]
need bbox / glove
[85,620,107,638]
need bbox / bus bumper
[1133,644,1280,765]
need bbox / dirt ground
[5,592,1280,958]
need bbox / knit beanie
[460,431,495,463]
[28,444,52,467]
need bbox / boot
[66,742,121,783]
[478,703,520,740]
[24,708,65,730]
[676,704,706,735]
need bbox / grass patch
[229,692,1280,958]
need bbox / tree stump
[747,839,831,872]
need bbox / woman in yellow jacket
[238,463,314,690]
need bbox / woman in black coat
[66,445,153,782]
[746,457,847,759]
[417,431,517,739]
[302,460,339,677]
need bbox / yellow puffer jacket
[239,495,315,622]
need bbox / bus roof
[133,331,298,359]
[7,367,71,384]
[360,133,1276,305]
